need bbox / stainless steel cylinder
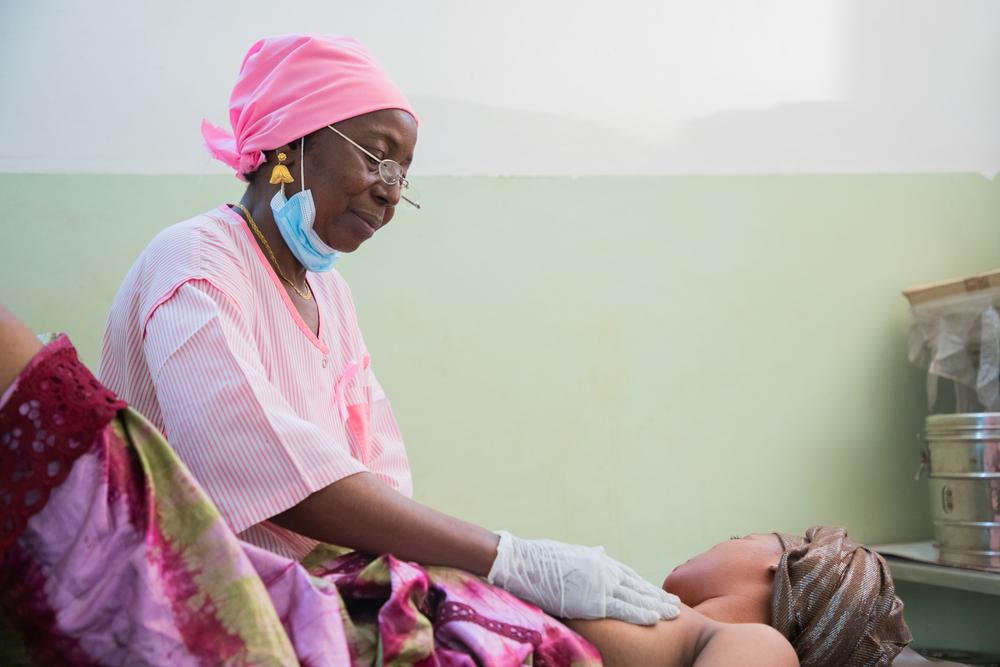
[925,413,1000,571]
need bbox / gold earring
[269,152,294,185]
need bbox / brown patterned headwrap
[771,526,912,666]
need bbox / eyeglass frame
[326,124,420,210]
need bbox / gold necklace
[234,203,313,300]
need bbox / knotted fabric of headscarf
[771,526,912,667]
[201,33,418,182]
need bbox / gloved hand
[486,531,681,625]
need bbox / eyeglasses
[326,124,420,210]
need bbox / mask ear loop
[278,137,306,198]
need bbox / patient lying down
[0,306,936,666]
[569,527,915,666]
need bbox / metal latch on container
[914,446,930,481]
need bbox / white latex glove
[486,531,681,625]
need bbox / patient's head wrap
[201,33,418,181]
[771,526,911,666]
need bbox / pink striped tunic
[99,205,412,560]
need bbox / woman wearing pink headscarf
[95,31,672,646]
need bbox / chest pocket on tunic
[333,352,373,466]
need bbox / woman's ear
[265,144,299,166]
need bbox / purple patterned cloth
[0,336,602,666]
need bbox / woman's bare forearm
[0,305,43,396]
[271,471,501,576]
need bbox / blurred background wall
[2,0,999,653]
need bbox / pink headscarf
[202,34,418,181]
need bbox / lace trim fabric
[0,335,126,554]
[437,599,543,647]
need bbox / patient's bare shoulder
[567,606,798,667]
[697,623,799,666]
[567,613,701,667]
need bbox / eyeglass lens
[378,160,405,187]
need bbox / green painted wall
[894,581,1000,655]
[2,174,999,650]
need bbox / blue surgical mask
[269,137,341,272]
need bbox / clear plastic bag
[908,287,1000,412]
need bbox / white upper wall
[1,0,998,175]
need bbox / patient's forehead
[717,533,783,565]
[662,531,784,608]
[742,533,783,548]
[671,532,782,579]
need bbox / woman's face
[294,108,418,253]
[663,533,783,621]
